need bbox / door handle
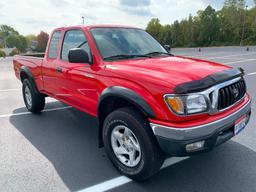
[56,67,62,73]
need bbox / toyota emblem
[233,88,239,98]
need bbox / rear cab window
[48,31,62,59]
[61,29,92,63]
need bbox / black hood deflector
[174,68,244,94]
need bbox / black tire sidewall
[103,108,163,180]
[22,79,45,113]
[104,119,145,175]
[22,79,34,111]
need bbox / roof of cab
[53,24,142,31]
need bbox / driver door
[55,29,98,116]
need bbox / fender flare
[97,86,156,147]
[20,66,39,93]
[98,86,156,118]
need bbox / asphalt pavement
[0,46,255,192]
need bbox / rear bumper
[150,99,252,156]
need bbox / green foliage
[0,24,27,52]
[0,25,50,53]
[146,0,256,47]
[9,48,20,56]
[146,18,162,42]
[26,34,37,47]
[0,25,49,53]
[36,31,49,52]
[6,35,27,52]
[26,34,37,42]
[0,50,6,57]
[0,25,19,37]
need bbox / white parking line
[183,51,230,58]
[78,176,132,192]
[247,72,256,76]
[184,52,255,59]
[223,59,256,65]
[0,106,72,118]
[0,88,21,92]
[77,157,189,192]
[208,53,255,59]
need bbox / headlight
[164,94,208,115]
[186,95,207,114]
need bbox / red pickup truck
[13,25,251,180]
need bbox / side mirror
[164,45,171,53]
[68,48,90,63]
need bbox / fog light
[186,141,205,152]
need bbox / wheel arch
[97,86,156,147]
[20,66,39,94]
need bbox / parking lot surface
[0,46,255,192]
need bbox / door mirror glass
[68,48,90,63]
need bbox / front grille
[217,79,246,110]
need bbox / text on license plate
[234,115,247,135]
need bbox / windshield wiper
[144,52,174,57]
[104,54,151,61]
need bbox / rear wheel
[103,107,164,181]
[22,79,45,113]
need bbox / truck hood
[104,56,231,91]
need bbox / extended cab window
[48,31,62,59]
[61,30,91,62]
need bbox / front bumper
[151,99,252,156]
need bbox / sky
[0,0,254,35]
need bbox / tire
[103,107,164,181]
[22,79,45,113]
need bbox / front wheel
[103,107,164,181]
[22,79,45,113]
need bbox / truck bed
[13,53,45,90]
[20,53,45,58]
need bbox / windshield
[90,28,167,60]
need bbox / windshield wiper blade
[144,52,174,57]
[104,54,150,61]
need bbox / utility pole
[240,5,248,46]
[82,16,85,25]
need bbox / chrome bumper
[150,99,252,141]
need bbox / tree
[0,25,19,48]
[26,34,37,50]
[187,14,195,46]
[0,25,28,52]
[6,34,27,52]
[146,18,162,42]
[145,0,256,47]
[9,48,20,56]
[0,25,19,37]
[26,34,37,44]
[197,6,220,46]
[36,31,49,52]
[159,24,172,46]
[0,50,6,57]
[224,0,239,7]
[172,21,181,46]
